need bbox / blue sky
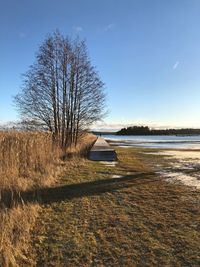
[1,0,200,129]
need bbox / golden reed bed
[0,131,96,266]
[0,131,59,266]
[0,131,61,191]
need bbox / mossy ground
[31,147,200,267]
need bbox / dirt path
[31,148,200,266]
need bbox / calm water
[100,135,200,149]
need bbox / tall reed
[0,131,96,266]
[0,131,61,266]
[0,131,61,192]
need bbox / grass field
[31,147,200,266]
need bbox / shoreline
[106,138,200,150]
[107,142,200,190]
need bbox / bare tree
[15,31,106,148]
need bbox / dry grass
[65,133,97,158]
[0,131,95,267]
[31,147,200,266]
[0,204,40,266]
[0,131,61,191]
[0,131,61,267]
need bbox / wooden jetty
[89,137,117,161]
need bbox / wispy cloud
[173,61,179,70]
[73,26,83,33]
[104,23,115,32]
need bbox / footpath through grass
[31,147,200,266]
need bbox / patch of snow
[101,161,117,167]
[144,150,200,189]
[112,175,123,179]
[158,171,200,189]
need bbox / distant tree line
[116,126,200,135]
[15,31,105,148]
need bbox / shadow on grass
[1,172,157,208]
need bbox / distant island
[116,126,200,135]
